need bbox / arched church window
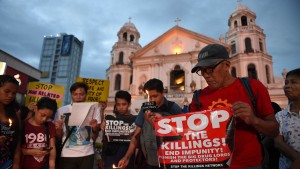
[234,20,238,28]
[115,74,121,90]
[231,67,237,77]
[170,65,185,91]
[118,52,124,64]
[265,65,271,84]
[231,41,236,54]
[247,64,257,80]
[174,65,181,70]
[123,32,127,41]
[130,35,135,42]
[241,16,248,26]
[130,75,133,85]
[245,38,253,53]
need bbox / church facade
[106,3,287,113]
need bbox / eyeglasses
[196,60,224,76]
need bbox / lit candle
[8,118,12,127]
[112,164,121,169]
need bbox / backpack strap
[63,113,72,133]
[192,89,202,108]
[239,77,257,115]
[239,77,269,168]
[56,113,75,155]
[59,126,76,150]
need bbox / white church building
[105,2,288,113]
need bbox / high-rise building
[39,33,84,105]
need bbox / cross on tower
[175,17,181,26]
[128,17,132,23]
[237,0,243,7]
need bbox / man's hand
[27,102,36,112]
[55,119,64,130]
[231,101,258,125]
[144,110,162,126]
[99,101,107,111]
[118,156,129,169]
[100,120,106,131]
[90,119,98,131]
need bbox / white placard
[68,102,99,126]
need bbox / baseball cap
[191,44,229,73]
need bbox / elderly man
[190,44,278,169]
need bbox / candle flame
[9,118,12,127]
[112,164,120,168]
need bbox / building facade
[39,33,84,105]
[0,50,41,105]
[106,3,288,113]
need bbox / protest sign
[76,77,109,102]
[26,82,64,107]
[142,101,157,112]
[154,107,235,169]
[104,114,137,142]
[68,102,99,126]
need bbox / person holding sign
[118,78,182,169]
[0,75,21,169]
[275,68,300,169]
[190,44,278,168]
[21,97,57,169]
[54,82,102,169]
[101,90,136,169]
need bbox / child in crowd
[275,68,300,169]
[0,75,21,169]
[101,90,136,169]
[21,97,57,169]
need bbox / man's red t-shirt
[190,78,273,168]
[22,120,56,169]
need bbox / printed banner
[76,77,109,102]
[61,35,73,56]
[154,107,235,169]
[104,114,137,142]
[26,82,65,108]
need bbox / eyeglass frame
[195,60,225,76]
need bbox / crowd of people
[0,44,299,169]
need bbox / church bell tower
[226,1,275,85]
[106,18,142,96]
